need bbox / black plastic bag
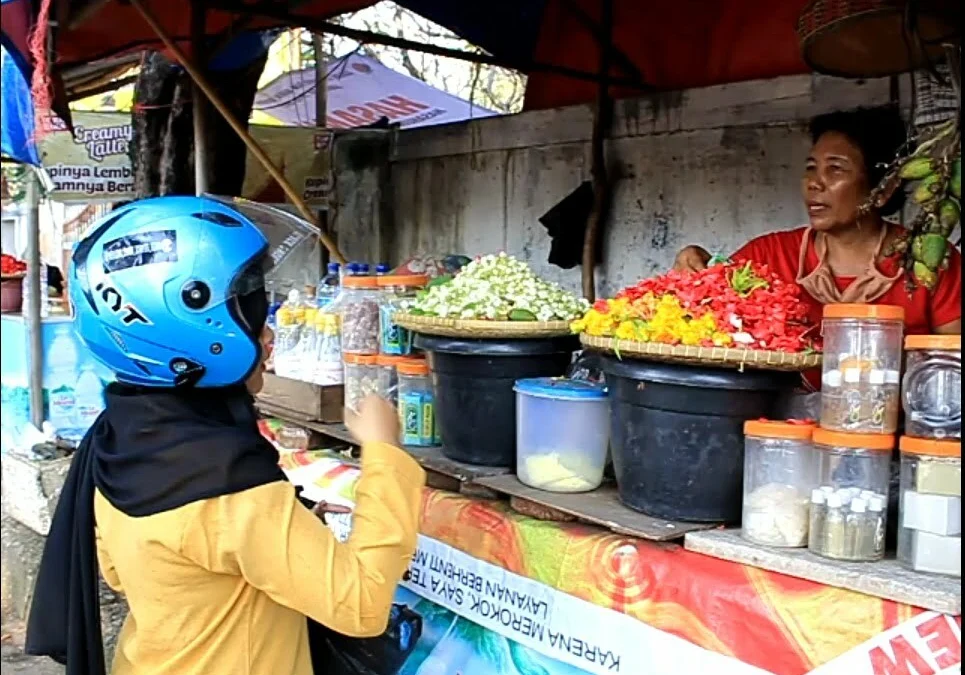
[308,604,423,675]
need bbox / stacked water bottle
[271,263,344,386]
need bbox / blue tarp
[1,41,40,165]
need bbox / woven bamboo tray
[580,334,822,372]
[394,312,573,339]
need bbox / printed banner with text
[269,435,962,675]
[38,112,333,204]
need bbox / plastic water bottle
[359,263,371,276]
[273,290,302,378]
[375,263,390,276]
[46,323,79,432]
[73,363,105,430]
[316,262,341,309]
[21,264,49,319]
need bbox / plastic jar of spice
[808,429,894,561]
[397,359,438,447]
[343,353,378,412]
[377,274,429,355]
[337,276,381,355]
[375,354,406,407]
[897,436,961,577]
[820,304,905,434]
[742,420,818,548]
[903,335,961,440]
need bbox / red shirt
[732,227,962,335]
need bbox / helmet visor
[204,195,319,270]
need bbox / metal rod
[192,0,209,195]
[210,1,648,90]
[25,169,45,429]
[129,0,346,264]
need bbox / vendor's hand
[345,395,400,447]
[673,245,711,273]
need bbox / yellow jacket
[94,442,426,675]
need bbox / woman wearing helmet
[26,196,426,675]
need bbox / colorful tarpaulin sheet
[271,443,962,675]
[251,53,496,129]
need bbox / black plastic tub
[599,356,798,523]
[414,334,579,466]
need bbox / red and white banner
[809,612,961,675]
[253,54,496,129]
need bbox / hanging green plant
[872,117,961,291]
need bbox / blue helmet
[69,196,275,388]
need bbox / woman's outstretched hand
[673,245,712,273]
[345,396,400,447]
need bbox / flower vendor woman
[674,106,961,340]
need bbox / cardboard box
[257,372,343,423]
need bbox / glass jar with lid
[337,276,381,355]
[903,335,961,440]
[897,436,961,577]
[377,274,429,355]
[397,359,437,446]
[742,420,818,548]
[343,353,378,412]
[809,429,894,561]
[820,304,905,434]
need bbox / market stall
[256,240,961,674]
[2,0,960,673]
[264,432,960,675]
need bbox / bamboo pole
[129,0,347,264]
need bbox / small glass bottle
[868,495,887,560]
[820,492,846,559]
[808,488,826,551]
[845,497,868,560]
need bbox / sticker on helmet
[102,230,178,273]
[96,282,151,326]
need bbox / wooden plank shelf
[476,474,717,542]
[685,529,961,615]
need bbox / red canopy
[525,0,811,110]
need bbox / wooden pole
[191,0,209,195]
[129,0,347,264]
[311,31,332,270]
[25,169,44,429]
[581,0,613,302]
[312,32,327,126]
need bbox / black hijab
[24,382,287,674]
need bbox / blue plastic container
[514,378,609,492]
